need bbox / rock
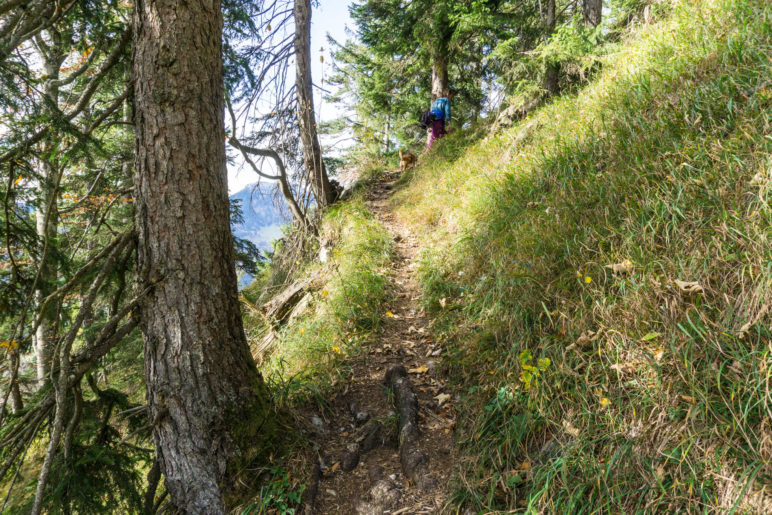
[369,479,401,506]
[340,443,360,472]
[355,478,402,514]
[355,410,370,425]
[310,415,326,435]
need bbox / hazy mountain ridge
[230,182,287,287]
[230,182,287,250]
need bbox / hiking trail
[308,169,457,514]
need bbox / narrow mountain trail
[310,169,457,514]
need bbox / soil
[308,169,457,514]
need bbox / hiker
[425,89,453,153]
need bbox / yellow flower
[584,276,592,283]
[385,311,394,318]
[332,346,341,354]
[321,290,329,296]
[299,328,305,335]
[600,397,610,407]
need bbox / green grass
[393,0,772,511]
[247,195,393,403]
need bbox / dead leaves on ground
[605,259,634,275]
[434,392,451,406]
[408,365,428,374]
[672,279,704,295]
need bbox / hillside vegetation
[381,0,771,511]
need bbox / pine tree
[133,0,273,511]
[295,0,336,207]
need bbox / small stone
[310,415,326,435]
[355,411,370,425]
[326,489,337,497]
[341,443,360,472]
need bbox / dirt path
[310,170,457,514]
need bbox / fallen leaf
[605,259,634,275]
[653,348,665,362]
[408,365,428,374]
[641,332,661,342]
[610,363,635,374]
[562,420,580,438]
[435,393,451,406]
[330,462,339,472]
[518,460,532,471]
[576,330,600,348]
[673,279,704,295]
[680,395,695,403]
[439,297,447,308]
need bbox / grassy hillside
[242,196,392,398]
[391,0,772,511]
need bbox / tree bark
[542,0,560,97]
[133,1,272,512]
[294,0,335,207]
[431,52,448,102]
[583,0,602,28]
[33,29,65,388]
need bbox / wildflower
[600,397,610,407]
[584,276,592,283]
[385,311,394,318]
[321,290,329,296]
[332,346,341,354]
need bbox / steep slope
[388,0,772,511]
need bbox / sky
[227,1,355,194]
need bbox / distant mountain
[230,182,288,287]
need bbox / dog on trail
[399,149,417,172]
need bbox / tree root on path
[385,365,437,492]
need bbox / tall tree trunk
[384,114,390,154]
[431,52,448,102]
[294,0,335,207]
[33,30,65,388]
[134,1,272,512]
[429,4,451,103]
[8,351,23,413]
[542,0,560,97]
[33,160,59,386]
[583,0,602,28]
